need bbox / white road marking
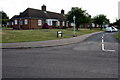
[103,50,115,52]
[101,33,115,52]
[102,43,105,51]
[102,34,104,39]
[101,34,105,51]
[102,39,104,43]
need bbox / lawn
[1,28,103,43]
[0,27,13,29]
[114,32,120,41]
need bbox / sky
[0,0,119,23]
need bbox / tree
[93,14,109,30]
[66,7,91,30]
[0,11,9,27]
[83,14,92,30]
[113,19,120,28]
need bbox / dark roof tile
[13,8,66,21]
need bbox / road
[2,32,119,78]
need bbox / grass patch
[0,27,13,29]
[114,32,120,41]
[1,28,103,43]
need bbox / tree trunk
[95,24,97,28]
[100,24,103,30]
[76,24,79,31]
[76,26,79,31]
[89,24,92,30]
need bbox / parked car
[106,27,112,32]
[111,26,118,32]
[106,26,118,32]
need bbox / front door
[20,20,23,29]
[52,21,57,28]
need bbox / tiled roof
[9,15,19,21]
[13,8,66,21]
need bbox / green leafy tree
[66,7,91,30]
[93,14,109,30]
[0,11,9,27]
[83,13,92,30]
[83,13,92,24]
[113,19,120,28]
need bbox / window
[57,21,60,26]
[62,21,65,26]
[49,21,52,26]
[38,20,42,26]
[66,21,69,27]
[46,20,52,26]
[20,20,23,25]
[12,22,13,25]
[14,20,17,25]
[7,22,9,26]
[92,23,95,27]
[24,19,28,24]
[71,23,75,26]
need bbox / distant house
[9,5,72,29]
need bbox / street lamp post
[73,16,76,36]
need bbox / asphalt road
[2,32,119,78]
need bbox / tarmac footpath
[1,31,103,49]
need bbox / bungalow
[9,5,72,29]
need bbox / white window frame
[62,21,65,26]
[24,19,28,25]
[46,19,59,26]
[38,20,42,26]
[71,23,75,26]
[66,21,69,27]
[12,22,13,25]
[46,20,52,26]
[49,21,52,26]
[14,20,17,25]
[7,22,9,26]
[92,23,95,27]
[57,21,60,26]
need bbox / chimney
[61,9,64,14]
[42,4,46,11]
[20,12,22,15]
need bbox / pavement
[1,31,103,49]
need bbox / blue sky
[0,0,119,23]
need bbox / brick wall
[12,18,72,29]
[12,19,43,29]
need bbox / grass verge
[0,27,13,29]
[114,32,120,41]
[1,28,103,43]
